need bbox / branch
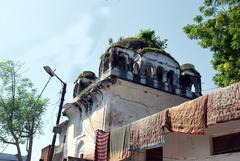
[0,94,7,110]
[11,72,16,113]
[21,135,29,138]
[0,136,16,145]
[0,94,16,137]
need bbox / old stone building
[48,37,240,161]
[51,37,201,160]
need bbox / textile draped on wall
[100,82,240,160]
[128,95,208,150]
[94,130,110,161]
[166,95,208,134]
[207,83,240,126]
[129,110,167,150]
[110,125,131,161]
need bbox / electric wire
[202,87,218,91]
[1,144,9,153]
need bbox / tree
[137,29,168,50]
[183,0,240,87]
[0,60,48,161]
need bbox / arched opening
[145,64,153,86]
[73,83,79,98]
[110,49,118,68]
[191,83,196,93]
[167,70,175,92]
[156,66,163,89]
[133,63,139,75]
[117,55,126,71]
[103,57,109,72]
[133,63,140,82]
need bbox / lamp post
[44,66,67,161]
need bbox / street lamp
[43,66,67,161]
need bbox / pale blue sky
[0,0,216,160]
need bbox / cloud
[23,5,111,82]
[0,4,112,159]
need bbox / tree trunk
[26,132,33,161]
[16,141,23,161]
[26,121,35,161]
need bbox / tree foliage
[183,0,240,87]
[137,29,168,50]
[0,60,48,161]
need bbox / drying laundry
[110,125,131,161]
[94,129,110,161]
[207,82,240,126]
[166,95,208,134]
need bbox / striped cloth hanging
[94,129,110,161]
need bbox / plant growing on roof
[137,29,168,50]
[100,29,168,64]
[0,60,48,161]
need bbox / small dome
[180,63,195,70]
[75,71,96,83]
[180,64,200,76]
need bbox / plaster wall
[62,79,193,160]
[161,120,240,161]
[63,90,111,160]
[141,52,180,74]
[107,79,189,129]
[128,120,240,161]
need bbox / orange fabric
[207,82,240,126]
[166,95,208,134]
[129,110,167,150]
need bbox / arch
[133,62,140,82]
[103,57,109,72]
[191,83,196,93]
[110,49,118,68]
[133,62,140,75]
[73,82,79,98]
[145,64,153,79]
[117,55,127,71]
[76,140,84,157]
[156,66,164,88]
[180,74,202,96]
[167,70,175,92]
[145,64,153,86]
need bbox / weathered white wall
[129,120,240,161]
[162,120,240,161]
[141,52,180,75]
[62,90,111,160]
[62,79,192,160]
[107,79,189,129]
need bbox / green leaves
[194,15,203,23]
[0,60,48,158]
[137,29,168,50]
[183,0,240,87]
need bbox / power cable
[202,87,218,91]
[1,144,9,153]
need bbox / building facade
[48,37,240,161]
[51,37,202,160]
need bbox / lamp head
[43,66,55,77]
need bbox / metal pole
[47,83,67,161]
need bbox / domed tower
[60,34,203,160]
[73,71,97,98]
[98,37,198,98]
[99,38,148,80]
[180,64,202,98]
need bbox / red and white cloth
[94,129,110,161]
